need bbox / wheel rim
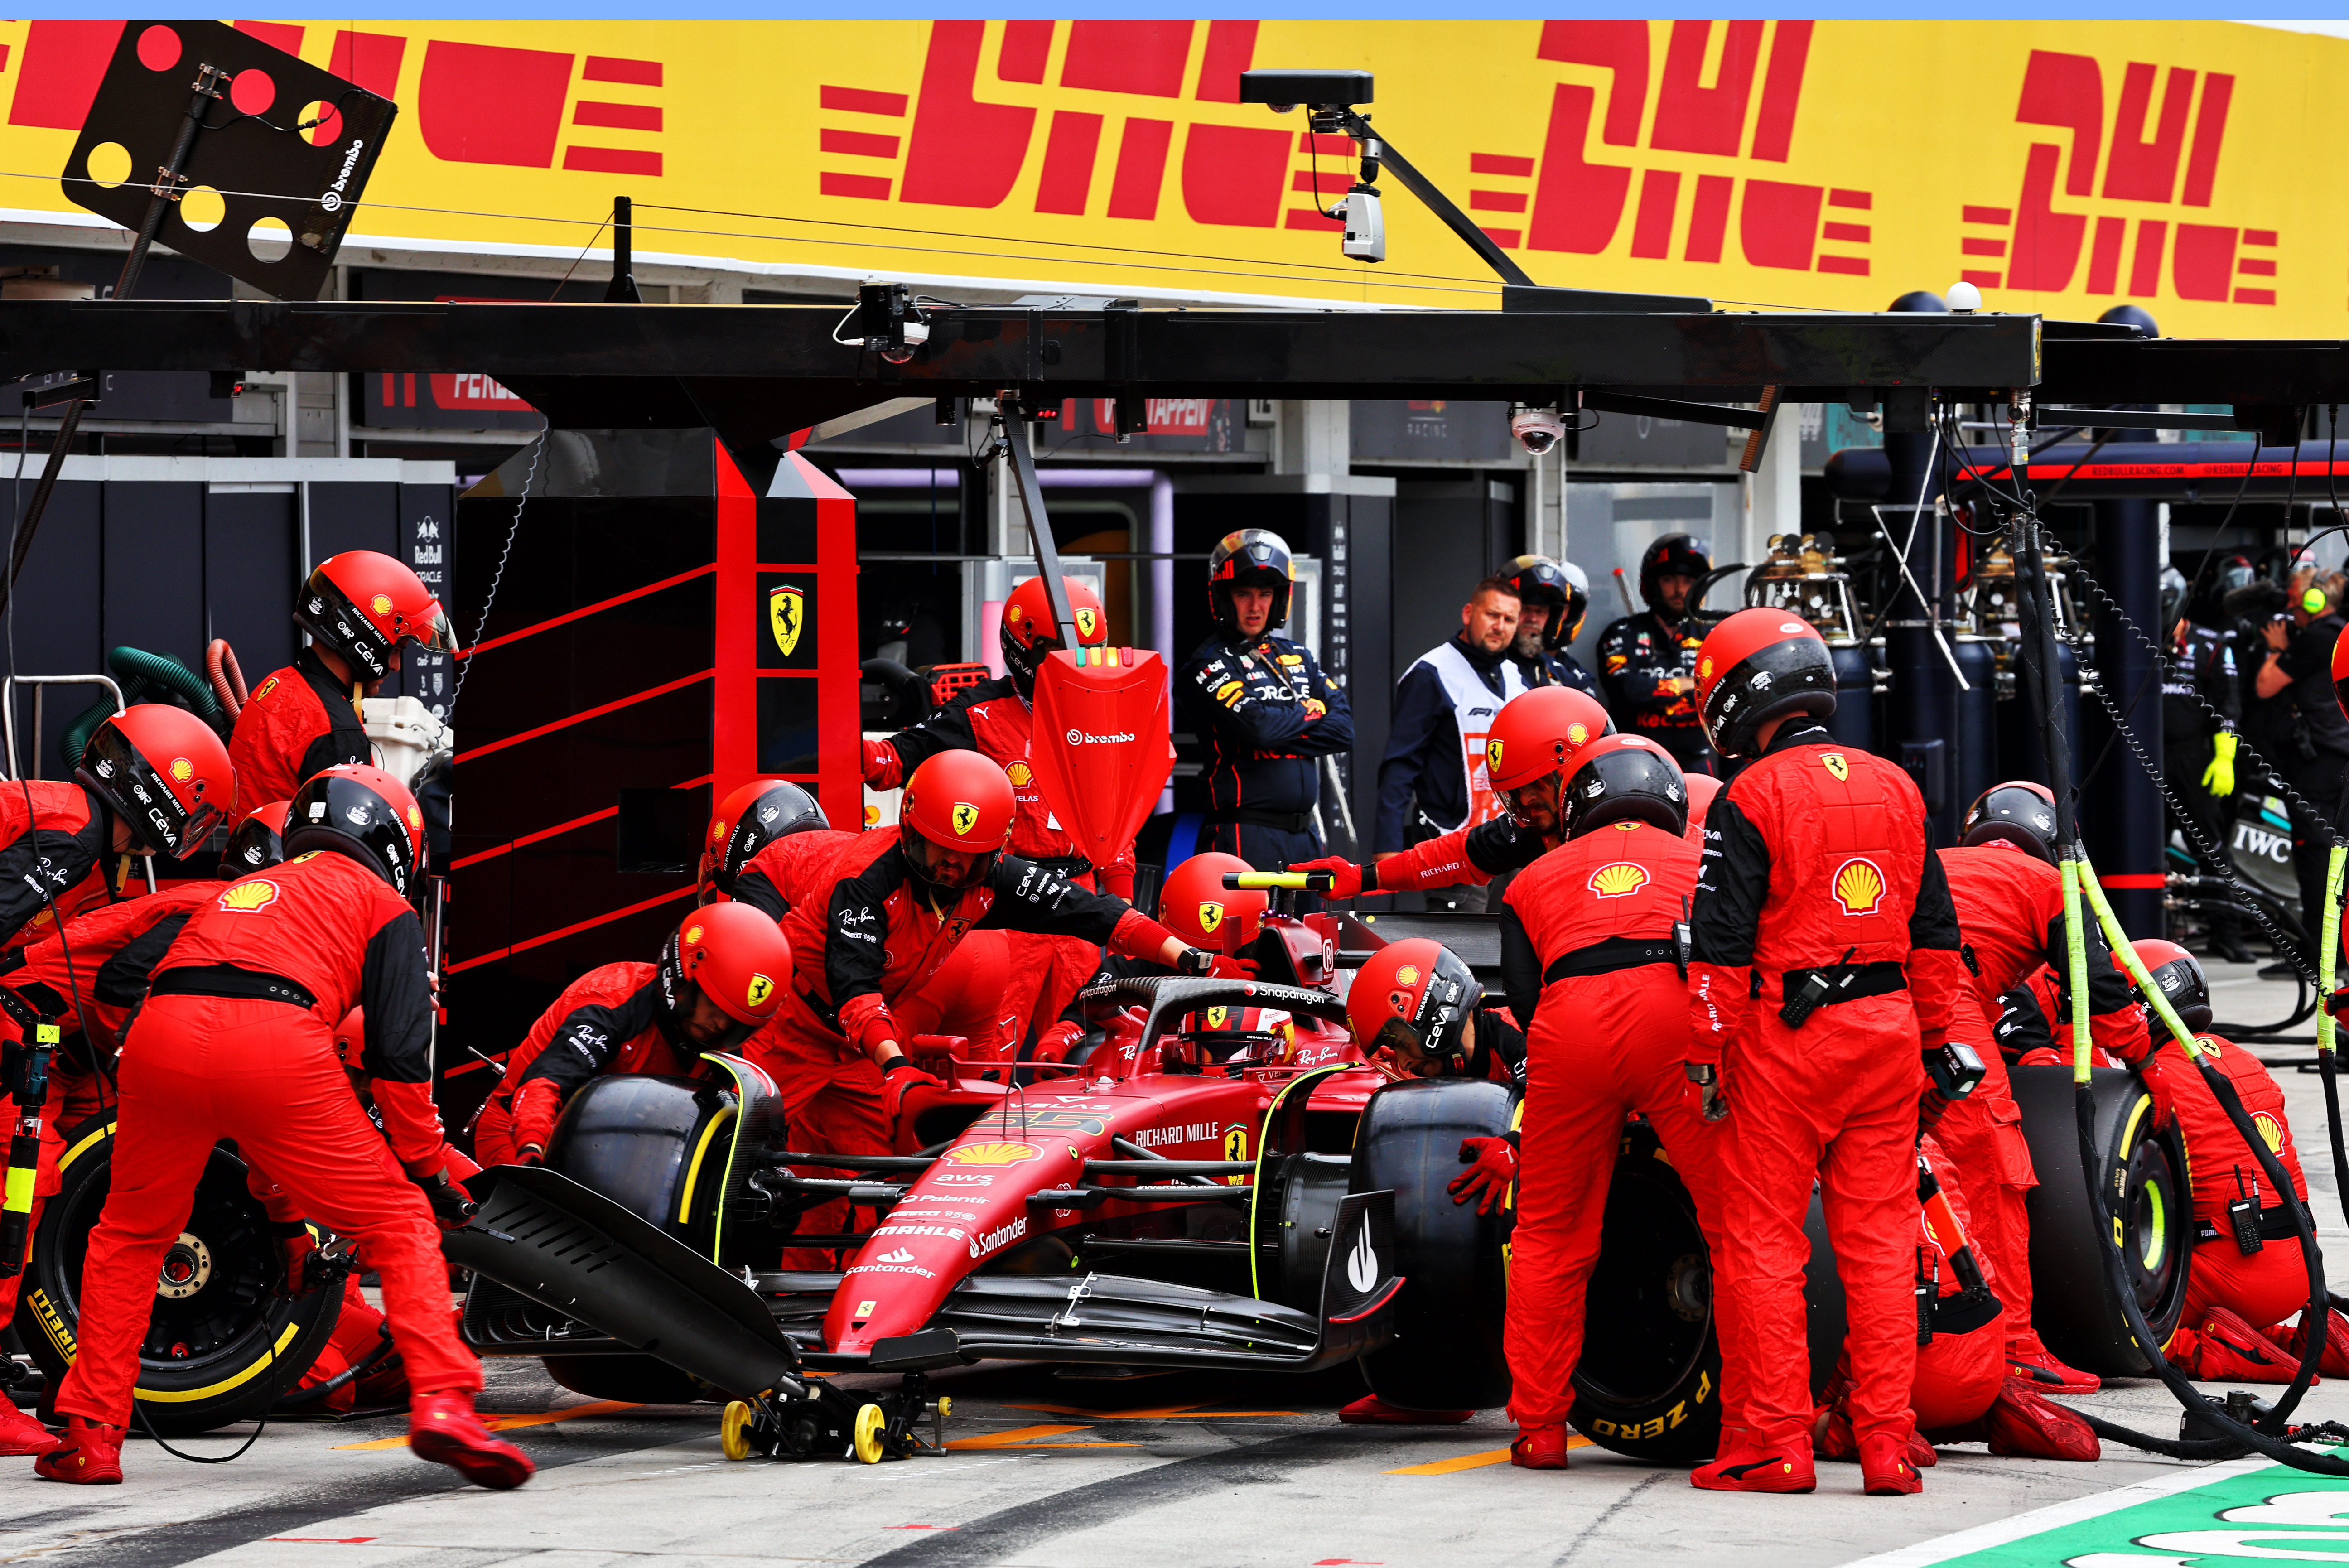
[852,1403,887,1464]
[1572,1158,1710,1408]
[719,1400,753,1462]
[2120,1122,2186,1316]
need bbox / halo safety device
[1560,733,1688,839]
[76,702,234,857]
[295,550,453,684]
[1001,575,1109,700]
[1346,936,1483,1081]
[898,750,1015,892]
[657,902,794,1052]
[1692,608,1837,759]
[1960,780,2060,863]
[1207,529,1296,635]
[284,763,425,896]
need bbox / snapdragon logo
[319,139,367,212]
[1066,729,1136,745]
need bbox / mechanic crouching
[34,766,531,1490]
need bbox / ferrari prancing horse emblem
[1822,752,1849,781]
[770,584,805,657]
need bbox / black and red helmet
[1499,555,1578,649]
[76,703,234,857]
[1639,534,1712,613]
[1001,575,1109,700]
[658,902,793,1052]
[2124,938,2209,1036]
[1346,937,1483,1080]
[1561,734,1688,839]
[1692,608,1837,759]
[226,800,291,873]
[285,764,425,896]
[1207,528,1295,634]
[1961,781,2060,864]
[899,750,1015,891]
[296,550,453,684]
[699,777,829,898]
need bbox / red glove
[1175,948,1257,980]
[1448,1134,1517,1215]
[1032,1020,1084,1063]
[1287,856,1365,900]
[838,993,901,1063]
[276,1224,322,1298]
[881,1057,942,1121]
[861,736,903,788]
[506,1076,564,1163]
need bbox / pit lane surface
[11,965,2349,1568]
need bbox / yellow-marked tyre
[852,1402,888,1464]
[719,1400,754,1462]
[15,1112,339,1436]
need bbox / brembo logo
[320,139,367,212]
[1065,729,1136,745]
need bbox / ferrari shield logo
[770,585,805,656]
[1074,605,1100,640]
[1206,1005,1228,1028]
[1822,753,1849,781]
[1485,738,1504,772]
[950,801,980,836]
[1197,900,1225,934]
[746,973,774,1010]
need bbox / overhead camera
[846,280,928,364]
[1236,69,1374,114]
[1340,185,1384,264]
[1510,403,1567,455]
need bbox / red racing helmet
[899,750,1015,891]
[284,763,425,896]
[1961,781,2060,863]
[296,550,453,684]
[1157,851,1265,952]
[1693,608,1837,759]
[700,777,829,897]
[1561,734,1688,839]
[660,902,792,1050]
[1683,773,1721,835]
[1484,686,1611,795]
[2122,937,2209,1036]
[2331,619,2349,722]
[1346,937,1483,1079]
[76,703,234,858]
[1001,575,1109,699]
[225,800,291,873]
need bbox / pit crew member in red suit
[1939,781,2144,1397]
[476,904,794,1166]
[1684,609,1970,1498]
[695,777,828,904]
[229,551,451,812]
[862,576,1125,1048]
[1490,735,1721,1470]
[1683,772,1720,839]
[0,704,234,951]
[35,766,530,1490]
[1287,687,1613,900]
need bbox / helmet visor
[1494,771,1562,830]
[406,603,457,654]
[903,827,998,891]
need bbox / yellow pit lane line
[945,1423,1138,1450]
[332,1399,642,1450]
[1389,1435,1594,1474]
[1007,1403,1303,1418]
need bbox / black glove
[411,1169,476,1227]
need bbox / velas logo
[941,1141,1042,1166]
[1485,738,1505,772]
[219,880,278,912]
[1588,862,1649,898]
[1006,760,1033,787]
[1833,857,1886,915]
[370,593,394,617]
[1822,753,1850,780]
[1394,963,1421,986]
[169,757,193,783]
[770,584,805,657]
[950,801,980,836]
[747,973,774,1008]
[1197,900,1225,934]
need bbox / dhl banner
[0,19,2337,335]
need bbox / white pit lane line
[1841,1456,2282,1567]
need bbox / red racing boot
[1338,1394,1472,1425]
[407,1392,534,1489]
[34,1417,122,1483]
[2170,1308,2304,1384]
[2007,1337,2101,1395]
[2263,1309,2349,1378]
[1858,1432,1924,1496]
[1510,1425,1571,1469]
[1,1399,60,1457]
[1692,1437,1815,1494]
[1981,1380,2099,1462]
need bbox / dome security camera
[1511,404,1567,456]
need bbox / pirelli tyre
[545,1072,739,1253]
[1350,1076,1514,1413]
[14,1111,341,1436]
[2011,1063,2193,1376]
[1567,1121,1722,1463]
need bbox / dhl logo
[1833,857,1886,917]
[1587,862,1650,899]
[941,1140,1042,1166]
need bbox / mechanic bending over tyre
[1941,782,2145,1398]
[860,576,1128,1051]
[33,766,532,1491]
[1287,685,1613,900]
[475,904,795,1167]
[1485,732,1725,1472]
[1685,609,1972,1498]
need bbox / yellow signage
[0,20,2336,334]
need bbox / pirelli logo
[30,1287,75,1358]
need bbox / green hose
[58,647,224,772]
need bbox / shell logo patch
[2255,1112,2285,1152]
[1197,900,1225,934]
[407,804,423,830]
[1588,862,1649,898]
[1006,760,1033,787]
[1698,656,1713,679]
[1394,963,1421,987]
[863,803,880,827]
[770,585,805,657]
[1485,738,1505,772]
[942,1141,1042,1166]
[1074,606,1100,640]
[1566,722,1589,746]
[684,924,704,946]
[1006,603,1025,625]
[950,801,980,836]
[168,757,193,783]
[1822,753,1850,781]
[370,593,394,617]
[746,973,775,1009]
[1833,857,1886,916]
[219,880,278,912]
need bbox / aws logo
[1832,857,1886,916]
[1588,862,1650,898]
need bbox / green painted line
[1847,1453,2349,1567]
